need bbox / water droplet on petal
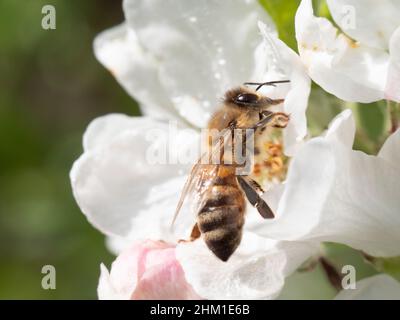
[214,72,221,80]
[189,16,197,23]
[203,101,211,108]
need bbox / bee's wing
[171,128,232,231]
[170,163,220,232]
[171,158,206,227]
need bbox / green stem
[362,252,400,281]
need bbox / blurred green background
[0,0,140,299]
[0,0,391,299]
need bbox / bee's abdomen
[198,184,245,262]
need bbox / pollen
[251,130,288,185]
[264,142,283,157]
[342,34,359,49]
[264,156,284,174]
[263,141,287,180]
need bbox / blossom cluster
[70,0,400,299]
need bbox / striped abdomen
[197,168,246,261]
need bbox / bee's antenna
[244,80,290,91]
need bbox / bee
[172,80,290,261]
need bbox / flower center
[251,127,288,187]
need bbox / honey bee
[172,80,290,261]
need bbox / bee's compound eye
[235,93,259,105]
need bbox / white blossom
[71,0,400,300]
[255,110,400,258]
[296,0,400,103]
[71,0,316,300]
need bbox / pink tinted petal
[106,241,153,296]
[98,240,201,300]
[132,248,201,300]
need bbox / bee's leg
[237,176,275,219]
[228,119,237,131]
[265,98,285,106]
[189,223,201,241]
[259,110,273,120]
[178,223,201,243]
[245,176,265,194]
[252,111,290,131]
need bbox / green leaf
[259,0,333,52]
[365,256,400,281]
[323,243,378,280]
[259,0,301,51]
[314,0,333,20]
[344,100,389,154]
[306,85,345,136]
[356,101,388,141]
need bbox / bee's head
[224,80,289,110]
[224,87,281,110]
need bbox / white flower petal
[70,116,200,239]
[123,0,274,128]
[257,22,311,156]
[176,233,316,300]
[385,26,400,102]
[245,182,285,235]
[327,0,400,50]
[378,128,400,167]
[105,235,130,256]
[324,108,356,148]
[258,110,400,257]
[98,263,130,300]
[335,274,400,300]
[94,24,180,122]
[254,110,354,239]
[296,0,389,103]
[83,113,160,152]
